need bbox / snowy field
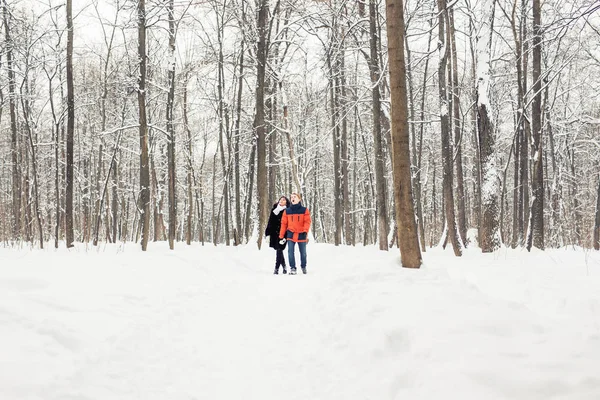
[1,242,600,400]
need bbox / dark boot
[273,266,279,274]
[282,265,287,274]
[301,267,307,274]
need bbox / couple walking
[265,193,311,275]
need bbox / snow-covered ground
[1,242,599,400]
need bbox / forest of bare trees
[1,0,599,261]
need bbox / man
[279,193,311,274]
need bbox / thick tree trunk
[527,0,544,251]
[478,108,499,252]
[369,0,389,250]
[477,0,500,252]
[137,0,151,251]
[254,0,269,249]
[385,0,422,268]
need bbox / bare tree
[477,0,500,252]
[138,0,151,251]
[65,0,75,247]
[527,0,544,251]
[255,0,269,249]
[437,0,462,256]
[385,0,422,268]
[448,6,467,245]
[368,0,389,251]
[166,0,177,250]
[4,0,21,240]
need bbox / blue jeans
[287,241,307,269]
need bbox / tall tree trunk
[340,45,350,245]
[437,0,462,256]
[477,0,500,252]
[527,0,544,251]
[137,0,151,251]
[234,35,245,245]
[519,0,530,245]
[469,29,481,240]
[45,61,61,248]
[3,0,21,240]
[406,8,433,252]
[369,0,388,250]
[448,7,467,245]
[216,8,230,246]
[326,32,343,246]
[166,0,177,250]
[331,66,343,246]
[254,0,269,249]
[509,0,529,247]
[65,0,75,247]
[385,0,422,268]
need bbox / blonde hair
[291,192,302,201]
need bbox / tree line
[1,0,599,264]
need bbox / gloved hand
[279,238,286,245]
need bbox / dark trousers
[287,241,307,269]
[275,248,286,270]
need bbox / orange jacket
[279,203,311,243]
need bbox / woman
[265,196,290,274]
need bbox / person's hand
[279,238,286,245]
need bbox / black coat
[265,203,287,250]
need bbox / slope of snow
[1,243,599,400]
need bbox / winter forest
[1,0,599,262]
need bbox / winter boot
[301,267,307,274]
[273,266,279,274]
[290,268,297,275]
[282,265,287,274]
